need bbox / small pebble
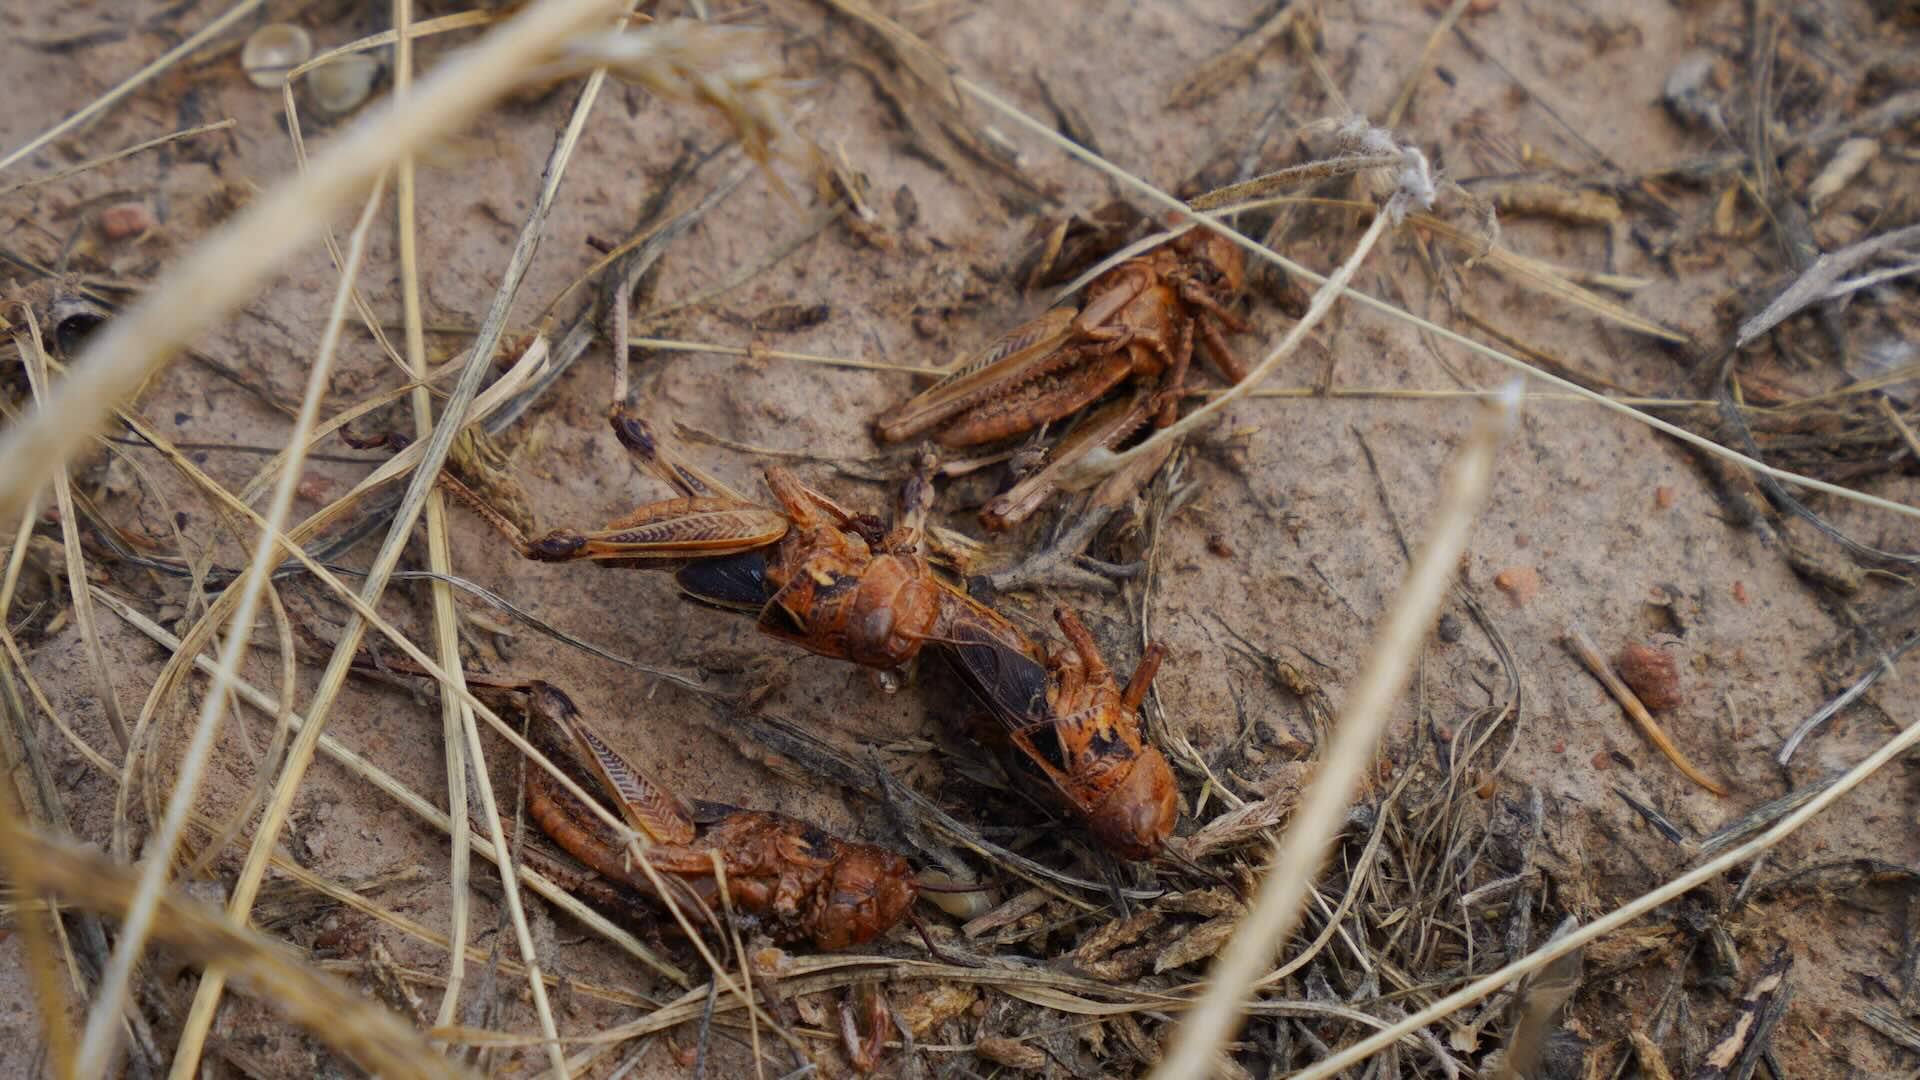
[98,201,153,240]
[1732,580,1749,605]
[917,869,991,919]
[1590,750,1613,771]
[1493,565,1540,605]
[309,52,382,114]
[1614,644,1683,710]
[1206,534,1234,558]
[243,24,312,89]
[1655,485,1675,509]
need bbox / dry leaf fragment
[976,1035,1047,1071]
[1807,137,1878,210]
[1154,914,1239,972]
[1481,179,1622,227]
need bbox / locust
[434,404,1182,859]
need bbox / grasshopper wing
[874,306,1077,443]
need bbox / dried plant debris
[4,1,1918,1077]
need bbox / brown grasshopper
[873,224,1250,530]
[461,672,921,951]
[434,406,1181,859]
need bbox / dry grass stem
[0,0,263,173]
[0,723,79,1078]
[3,820,474,1080]
[69,181,388,1080]
[288,10,502,83]
[169,21,643,1069]
[1151,385,1519,1078]
[1166,4,1299,108]
[1776,631,1920,765]
[90,588,688,985]
[11,312,129,753]
[953,76,1920,525]
[0,119,235,197]
[1295,696,1920,1077]
[1566,625,1730,797]
[390,0,478,1038]
[0,0,624,526]
[630,335,923,373]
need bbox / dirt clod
[1494,565,1541,605]
[1614,644,1684,710]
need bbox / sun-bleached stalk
[1151,383,1520,1079]
[70,183,387,1080]
[0,0,624,527]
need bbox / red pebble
[1615,644,1684,710]
[98,201,154,240]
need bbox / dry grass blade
[1,819,474,1080]
[630,335,923,373]
[11,310,129,753]
[69,180,388,1080]
[1776,632,1920,764]
[390,0,476,1038]
[1151,386,1519,1079]
[89,587,688,985]
[1166,4,1299,109]
[170,31,632,1074]
[0,0,625,526]
[1294,689,1920,1076]
[953,76,1920,525]
[0,119,235,197]
[0,0,262,173]
[0,710,78,1078]
[1186,154,1403,211]
[1066,181,1413,487]
[1736,222,1920,348]
[1411,213,1689,343]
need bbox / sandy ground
[1,0,1917,1076]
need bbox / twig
[1776,632,1919,764]
[1290,688,1920,1077]
[1565,625,1729,797]
[1150,386,1519,1078]
[1691,947,1792,1080]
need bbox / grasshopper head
[1087,748,1178,860]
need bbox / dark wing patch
[675,550,775,610]
[937,623,1050,731]
[1019,720,1069,772]
[1086,723,1128,759]
[798,824,838,860]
